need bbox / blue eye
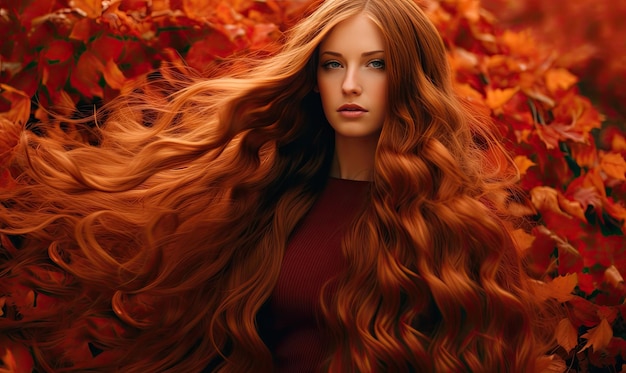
[322,61,342,69]
[368,59,385,69]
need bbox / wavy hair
[0,0,556,371]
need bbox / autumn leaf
[249,23,281,51]
[568,140,598,169]
[600,152,626,180]
[510,228,535,252]
[499,29,539,58]
[186,30,238,71]
[70,0,103,19]
[545,68,578,94]
[69,18,95,42]
[557,193,586,223]
[0,85,30,126]
[90,35,125,62]
[530,186,567,217]
[514,155,535,176]
[555,318,578,353]
[530,273,577,302]
[103,60,127,90]
[182,0,221,20]
[69,51,105,98]
[597,306,618,324]
[43,40,75,62]
[485,87,519,110]
[602,198,626,232]
[577,273,596,296]
[0,340,34,373]
[604,127,626,152]
[580,318,613,352]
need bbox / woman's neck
[330,134,379,181]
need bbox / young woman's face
[316,14,388,141]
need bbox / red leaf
[41,62,71,95]
[577,273,596,295]
[90,35,125,62]
[186,30,237,71]
[249,23,280,51]
[569,296,600,328]
[0,339,34,373]
[43,40,75,62]
[69,51,104,98]
[14,0,56,30]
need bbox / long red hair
[1,0,557,371]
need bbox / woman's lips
[338,104,367,118]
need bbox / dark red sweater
[260,177,370,372]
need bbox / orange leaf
[530,186,568,217]
[514,155,535,176]
[580,318,613,352]
[545,68,578,94]
[530,273,578,302]
[569,140,598,168]
[103,60,127,90]
[182,0,220,20]
[485,87,519,109]
[69,0,103,18]
[556,193,586,223]
[600,152,626,180]
[511,229,536,251]
[602,198,626,232]
[499,30,538,58]
[555,318,578,353]
[511,228,535,252]
[612,132,626,152]
[604,265,624,290]
[69,18,94,42]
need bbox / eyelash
[322,59,386,70]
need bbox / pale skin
[316,14,388,181]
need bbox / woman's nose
[341,68,362,95]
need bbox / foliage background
[0,0,625,371]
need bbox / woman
[0,0,557,371]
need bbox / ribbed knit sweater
[259,177,370,372]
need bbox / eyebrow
[320,50,385,57]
